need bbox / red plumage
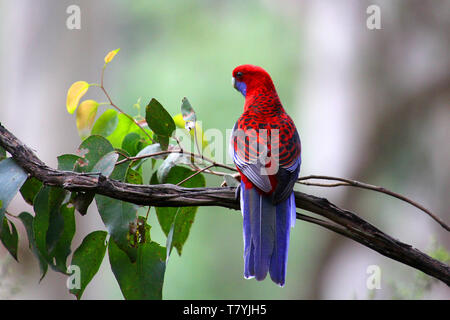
[231,64,301,196]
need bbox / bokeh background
[0,0,449,299]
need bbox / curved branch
[298,175,449,231]
[0,122,449,286]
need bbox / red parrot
[230,64,301,286]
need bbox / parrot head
[232,64,276,98]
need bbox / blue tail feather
[241,181,294,286]
[269,192,295,286]
[242,186,254,279]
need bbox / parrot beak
[232,76,236,89]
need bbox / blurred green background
[0,0,448,299]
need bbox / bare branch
[176,164,215,186]
[117,147,237,172]
[298,175,449,232]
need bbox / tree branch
[0,122,448,286]
[298,175,449,231]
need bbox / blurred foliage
[114,0,300,133]
[390,240,449,300]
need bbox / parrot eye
[235,72,243,79]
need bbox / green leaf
[74,135,114,173]
[131,144,163,170]
[156,135,169,150]
[20,177,43,206]
[69,231,108,299]
[181,97,197,123]
[58,154,89,215]
[108,239,166,300]
[110,149,131,181]
[72,150,119,216]
[128,216,151,247]
[126,167,143,185]
[95,195,138,261]
[19,212,48,280]
[91,109,119,137]
[46,187,68,257]
[156,153,191,184]
[32,186,67,274]
[107,113,144,149]
[72,192,95,216]
[151,166,205,255]
[0,146,6,160]
[180,98,204,154]
[122,132,144,156]
[173,113,209,150]
[51,204,76,273]
[57,154,82,171]
[92,151,119,177]
[0,158,28,233]
[31,186,70,280]
[165,208,180,261]
[145,98,175,138]
[61,146,115,217]
[0,217,19,261]
[90,146,139,260]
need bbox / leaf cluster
[0,50,207,300]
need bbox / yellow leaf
[76,100,99,140]
[67,81,90,114]
[173,113,208,148]
[104,48,120,64]
[173,113,185,129]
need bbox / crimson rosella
[230,64,301,286]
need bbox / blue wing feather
[230,123,272,192]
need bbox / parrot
[230,64,301,286]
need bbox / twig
[297,175,449,232]
[298,181,349,188]
[144,206,151,223]
[173,136,184,152]
[116,148,237,172]
[115,150,174,166]
[176,164,215,186]
[115,149,131,159]
[99,66,154,144]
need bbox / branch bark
[0,122,449,286]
